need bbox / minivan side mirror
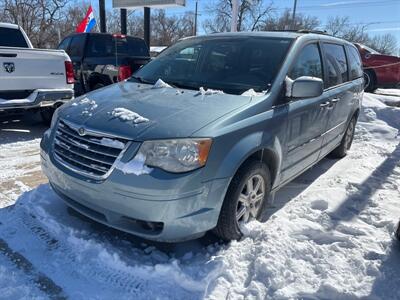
[290,76,324,98]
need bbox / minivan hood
[58,81,252,140]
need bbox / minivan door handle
[320,101,330,108]
[331,98,340,103]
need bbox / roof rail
[263,29,330,35]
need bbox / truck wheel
[40,107,55,125]
[364,70,376,93]
[213,160,271,241]
[330,116,356,159]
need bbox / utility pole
[231,0,239,32]
[291,0,298,30]
[99,0,106,33]
[144,7,150,49]
[120,8,127,35]
[193,0,198,36]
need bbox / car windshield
[131,36,293,95]
[361,44,380,55]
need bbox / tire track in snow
[0,238,66,299]
[0,196,204,299]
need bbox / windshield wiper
[164,80,198,91]
[130,76,153,84]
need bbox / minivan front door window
[289,43,323,80]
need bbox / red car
[355,43,400,92]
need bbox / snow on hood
[198,87,224,96]
[71,96,98,117]
[241,89,266,97]
[152,79,172,89]
[109,107,149,124]
[57,81,251,140]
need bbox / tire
[396,221,400,241]
[213,160,271,241]
[92,83,105,91]
[40,107,55,125]
[330,116,357,158]
[363,70,376,93]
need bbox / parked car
[355,43,400,92]
[41,31,363,242]
[0,22,74,123]
[57,33,150,96]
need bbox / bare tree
[0,0,69,48]
[261,9,320,31]
[325,16,398,55]
[203,0,274,33]
[369,34,398,55]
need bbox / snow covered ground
[0,91,399,299]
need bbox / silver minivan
[41,31,364,242]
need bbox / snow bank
[110,107,149,124]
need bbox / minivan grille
[53,120,128,178]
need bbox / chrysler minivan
[41,31,364,241]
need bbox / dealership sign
[112,0,185,8]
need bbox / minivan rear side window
[0,28,28,48]
[289,43,323,80]
[347,46,363,80]
[323,43,348,88]
[69,35,86,57]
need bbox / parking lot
[0,91,399,299]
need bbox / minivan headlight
[136,138,212,173]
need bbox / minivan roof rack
[264,29,330,35]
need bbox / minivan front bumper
[40,137,230,242]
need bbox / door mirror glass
[290,76,323,98]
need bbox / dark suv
[58,33,150,96]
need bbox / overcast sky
[95,0,400,44]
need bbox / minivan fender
[212,131,283,189]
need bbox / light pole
[231,0,239,32]
[291,0,298,30]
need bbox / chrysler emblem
[78,127,85,136]
[3,62,15,73]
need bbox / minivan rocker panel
[41,32,363,242]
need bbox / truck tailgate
[0,47,71,91]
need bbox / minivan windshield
[131,36,293,95]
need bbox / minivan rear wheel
[214,160,271,241]
[330,116,357,158]
[364,70,376,93]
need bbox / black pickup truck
[58,33,150,96]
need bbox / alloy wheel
[236,174,265,223]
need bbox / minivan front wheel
[214,160,271,241]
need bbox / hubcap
[236,174,265,223]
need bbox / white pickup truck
[0,23,74,123]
